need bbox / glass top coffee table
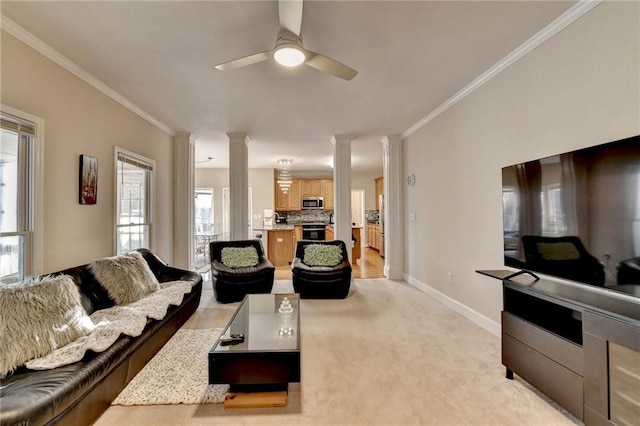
[208,293,300,392]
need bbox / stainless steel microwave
[301,197,324,210]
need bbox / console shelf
[477,269,640,424]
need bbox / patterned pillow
[89,251,160,305]
[536,242,581,260]
[221,246,259,268]
[0,275,96,378]
[303,244,343,267]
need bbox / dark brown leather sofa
[0,249,202,426]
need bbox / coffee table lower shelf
[223,391,288,408]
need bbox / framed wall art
[79,154,98,204]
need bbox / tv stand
[477,270,640,424]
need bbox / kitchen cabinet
[288,180,301,210]
[276,177,332,211]
[293,225,302,253]
[300,179,322,197]
[325,226,334,241]
[367,223,380,251]
[322,180,334,210]
[274,177,301,211]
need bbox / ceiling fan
[214,0,357,81]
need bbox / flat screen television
[502,134,640,297]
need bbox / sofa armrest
[136,248,201,284]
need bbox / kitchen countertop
[253,225,294,231]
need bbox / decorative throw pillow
[303,244,343,267]
[221,246,259,268]
[89,251,159,305]
[0,275,96,378]
[536,242,581,260]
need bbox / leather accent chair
[292,240,352,299]
[209,239,275,303]
[521,235,605,286]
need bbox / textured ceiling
[1,1,576,172]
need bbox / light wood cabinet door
[300,179,322,197]
[322,180,334,210]
[367,224,380,250]
[275,182,289,210]
[325,226,334,241]
[288,179,301,210]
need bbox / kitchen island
[253,225,296,266]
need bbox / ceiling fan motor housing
[274,28,306,67]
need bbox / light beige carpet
[98,279,581,425]
[112,329,228,405]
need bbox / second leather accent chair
[292,240,352,299]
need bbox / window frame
[114,147,155,255]
[0,104,44,280]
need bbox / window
[541,183,566,236]
[194,189,213,234]
[0,113,36,282]
[115,149,154,254]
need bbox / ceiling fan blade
[279,0,303,37]
[305,51,358,81]
[214,51,272,71]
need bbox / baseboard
[403,274,501,337]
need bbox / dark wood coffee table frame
[208,294,300,392]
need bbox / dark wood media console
[477,270,640,425]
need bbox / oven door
[302,227,326,241]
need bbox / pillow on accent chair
[89,251,159,305]
[303,244,343,267]
[221,246,259,268]
[0,275,96,378]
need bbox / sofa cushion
[0,275,96,378]
[221,246,259,268]
[89,251,159,305]
[303,244,343,267]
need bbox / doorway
[351,189,366,246]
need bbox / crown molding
[402,0,603,139]
[1,15,176,137]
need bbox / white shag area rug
[112,328,229,406]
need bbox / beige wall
[1,31,176,272]
[352,171,381,211]
[403,1,640,323]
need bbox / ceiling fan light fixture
[274,45,306,67]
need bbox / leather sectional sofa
[0,249,202,426]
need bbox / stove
[302,223,326,240]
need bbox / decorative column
[332,134,353,262]
[173,132,196,269]
[228,132,250,240]
[382,135,403,279]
